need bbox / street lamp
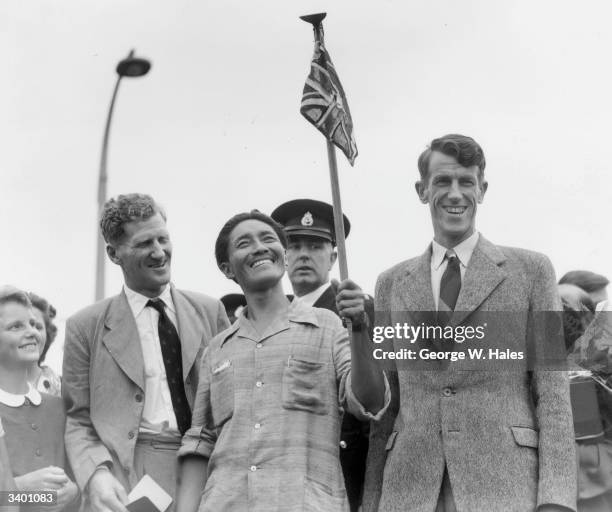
[95,49,151,301]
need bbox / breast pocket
[210,361,234,428]
[511,425,539,449]
[282,357,329,415]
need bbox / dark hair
[417,134,486,182]
[27,292,58,364]
[100,193,166,245]
[559,270,609,293]
[215,210,287,267]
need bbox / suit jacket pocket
[282,357,329,415]
[210,362,234,427]
[511,426,539,448]
[303,476,348,512]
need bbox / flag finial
[299,12,327,28]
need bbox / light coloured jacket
[62,286,229,491]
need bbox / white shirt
[294,282,331,307]
[0,383,41,407]
[431,232,479,310]
[124,284,179,435]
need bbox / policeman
[271,198,373,512]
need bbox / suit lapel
[171,287,202,381]
[451,236,506,327]
[399,247,436,313]
[102,292,145,390]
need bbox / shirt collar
[0,383,42,407]
[294,282,331,307]
[220,298,320,347]
[124,284,175,318]
[432,231,479,270]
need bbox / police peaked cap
[270,199,351,244]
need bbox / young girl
[0,286,78,511]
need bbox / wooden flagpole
[300,13,350,282]
[326,139,350,282]
[301,13,353,331]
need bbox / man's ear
[329,249,338,269]
[106,244,121,265]
[478,179,488,203]
[415,180,428,203]
[219,262,235,281]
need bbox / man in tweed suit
[363,135,576,512]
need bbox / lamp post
[95,49,151,301]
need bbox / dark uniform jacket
[312,281,375,512]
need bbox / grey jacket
[363,236,577,512]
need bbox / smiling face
[0,301,40,368]
[107,213,172,297]
[416,151,487,248]
[286,235,337,297]
[221,219,286,293]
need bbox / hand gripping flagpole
[300,12,354,331]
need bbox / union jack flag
[300,38,358,165]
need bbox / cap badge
[301,211,314,227]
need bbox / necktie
[439,250,461,315]
[146,299,192,435]
[436,250,462,354]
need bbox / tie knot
[445,250,459,264]
[146,299,165,315]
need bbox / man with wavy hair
[63,193,229,512]
[364,135,576,512]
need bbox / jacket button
[35,448,41,456]
[31,423,38,430]
[340,440,347,449]
[128,431,135,439]
[442,387,454,397]
[135,394,143,402]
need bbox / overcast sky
[3,1,611,370]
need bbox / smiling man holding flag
[175,210,388,512]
